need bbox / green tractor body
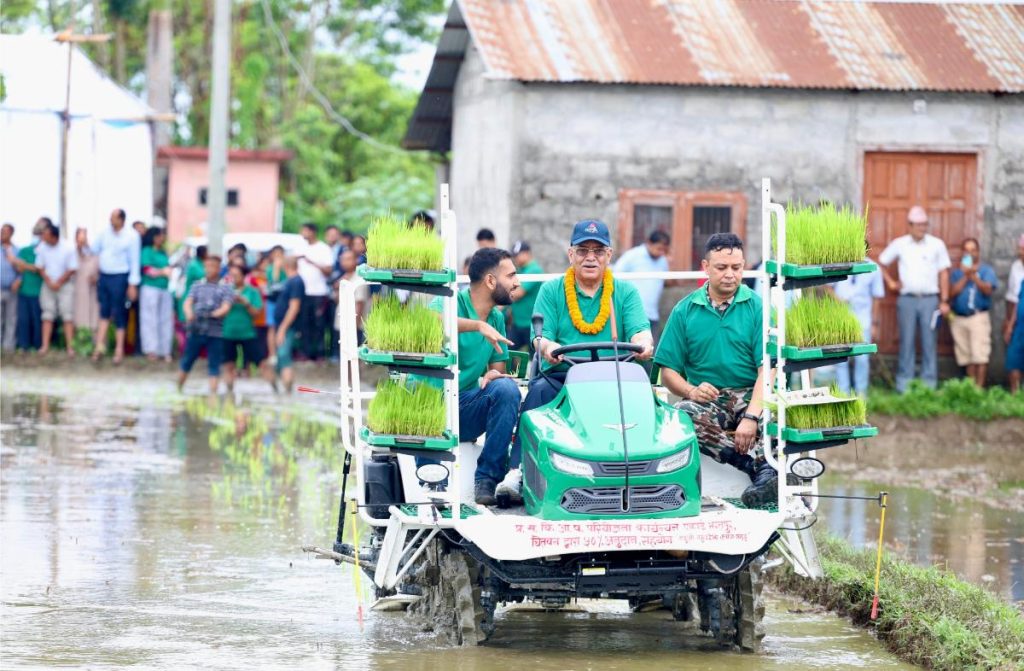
[518,361,702,520]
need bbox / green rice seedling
[784,387,868,429]
[367,379,446,436]
[365,211,445,270]
[363,295,445,353]
[786,294,863,347]
[773,202,868,265]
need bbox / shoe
[741,465,799,508]
[495,468,523,507]
[474,478,498,506]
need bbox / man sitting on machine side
[496,219,654,504]
[417,247,523,505]
[654,232,786,507]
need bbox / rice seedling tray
[360,426,458,450]
[765,259,876,279]
[767,340,876,361]
[359,346,456,369]
[767,422,877,443]
[358,265,455,286]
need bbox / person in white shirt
[34,221,79,356]
[297,222,333,360]
[91,208,141,363]
[613,230,671,341]
[878,205,952,392]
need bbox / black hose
[335,451,352,546]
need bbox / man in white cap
[878,206,952,392]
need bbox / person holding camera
[949,237,998,387]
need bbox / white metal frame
[760,177,823,578]
[337,179,822,584]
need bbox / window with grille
[199,188,239,207]
[617,190,747,270]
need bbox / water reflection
[1,386,915,668]
[818,476,1024,601]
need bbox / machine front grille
[592,459,654,476]
[560,485,684,515]
[524,453,546,499]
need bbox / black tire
[407,540,494,645]
[695,558,765,652]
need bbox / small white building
[0,34,154,245]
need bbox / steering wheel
[549,341,644,365]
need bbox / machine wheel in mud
[407,540,494,645]
[696,558,765,652]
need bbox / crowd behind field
[1,205,1023,395]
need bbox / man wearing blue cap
[496,219,653,504]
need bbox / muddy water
[1,372,915,669]
[817,477,1024,602]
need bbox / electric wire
[258,0,408,156]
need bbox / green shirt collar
[691,283,754,308]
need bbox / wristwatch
[741,412,760,423]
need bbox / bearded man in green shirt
[416,247,523,505]
[655,232,787,507]
[496,219,654,504]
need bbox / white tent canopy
[0,34,154,246]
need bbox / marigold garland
[565,267,614,334]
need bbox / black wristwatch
[741,412,760,423]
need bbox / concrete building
[405,0,1024,375]
[157,146,293,242]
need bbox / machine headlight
[655,447,692,473]
[550,452,594,477]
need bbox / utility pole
[54,29,112,239]
[207,0,231,256]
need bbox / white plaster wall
[449,45,521,260]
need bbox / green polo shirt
[424,289,509,392]
[177,258,206,321]
[534,274,650,371]
[510,259,544,328]
[16,247,42,297]
[222,284,262,340]
[654,284,763,390]
[140,247,169,289]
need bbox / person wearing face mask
[949,238,998,387]
[655,233,784,508]
[496,219,653,505]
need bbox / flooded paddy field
[0,367,1016,667]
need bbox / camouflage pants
[674,387,759,479]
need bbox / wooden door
[863,152,978,356]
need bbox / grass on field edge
[767,534,1024,671]
[867,379,1024,421]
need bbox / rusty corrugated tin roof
[403,0,1024,151]
[463,0,1024,90]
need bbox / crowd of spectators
[2,204,1022,394]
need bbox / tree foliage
[5,0,444,233]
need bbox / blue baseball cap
[570,219,611,247]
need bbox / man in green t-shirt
[10,219,47,350]
[221,263,272,392]
[655,232,783,507]
[422,248,521,505]
[507,240,543,349]
[496,219,653,504]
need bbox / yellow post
[870,491,888,620]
